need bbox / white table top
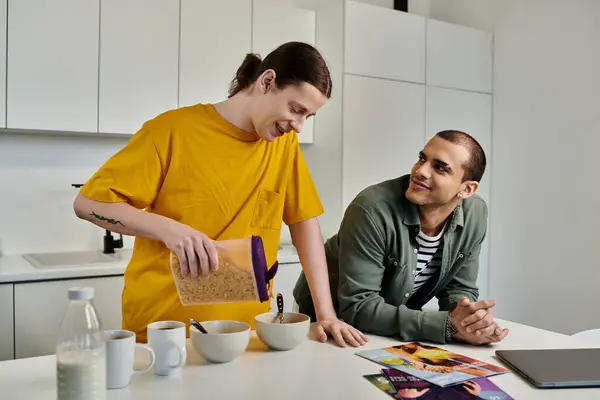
[1,319,599,399]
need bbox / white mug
[147,321,187,376]
[103,329,155,389]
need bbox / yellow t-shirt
[80,103,323,342]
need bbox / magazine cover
[356,342,510,387]
[382,369,514,399]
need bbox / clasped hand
[450,297,509,345]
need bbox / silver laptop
[495,348,600,388]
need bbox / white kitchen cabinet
[344,0,426,83]
[7,0,99,132]
[252,1,316,58]
[0,0,6,128]
[14,276,124,359]
[0,284,14,361]
[426,19,493,93]
[179,0,252,107]
[98,0,179,135]
[270,262,302,313]
[252,0,317,144]
[342,74,425,210]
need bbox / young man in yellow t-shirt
[73,42,367,347]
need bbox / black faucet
[72,183,124,254]
[103,230,124,254]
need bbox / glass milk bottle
[56,287,107,400]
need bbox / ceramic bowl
[189,320,251,363]
[255,312,310,351]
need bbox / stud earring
[458,194,462,199]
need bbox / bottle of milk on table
[56,286,106,400]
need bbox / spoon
[276,293,285,324]
[188,317,208,334]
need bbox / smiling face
[405,137,479,206]
[249,70,328,141]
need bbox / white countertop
[0,244,300,284]
[1,319,598,399]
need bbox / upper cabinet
[99,0,179,135]
[0,0,493,143]
[252,0,316,144]
[344,0,426,83]
[179,0,252,107]
[7,0,99,132]
[252,0,316,57]
[426,19,493,93]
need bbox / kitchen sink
[23,249,133,269]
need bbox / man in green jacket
[293,130,509,345]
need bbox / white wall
[490,0,600,334]
[0,133,135,255]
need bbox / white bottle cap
[68,286,94,301]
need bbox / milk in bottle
[56,286,106,400]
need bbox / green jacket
[292,174,488,343]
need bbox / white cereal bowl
[189,320,251,363]
[255,312,310,351]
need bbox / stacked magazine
[357,342,514,399]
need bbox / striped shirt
[411,228,445,294]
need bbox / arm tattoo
[90,211,125,227]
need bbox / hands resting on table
[450,297,510,345]
[313,297,509,348]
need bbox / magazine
[356,342,510,387]
[363,374,402,399]
[382,369,514,399]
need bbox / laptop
[495,348,600,388]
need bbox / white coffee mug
[147,321,187,376]
[104,329,155,389]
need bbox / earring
[458,194,462,199]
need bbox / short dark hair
[435,130,487,182]
[228,41,332,99]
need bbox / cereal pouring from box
[170,235,278,305]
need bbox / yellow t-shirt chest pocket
[251,188,284,230]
